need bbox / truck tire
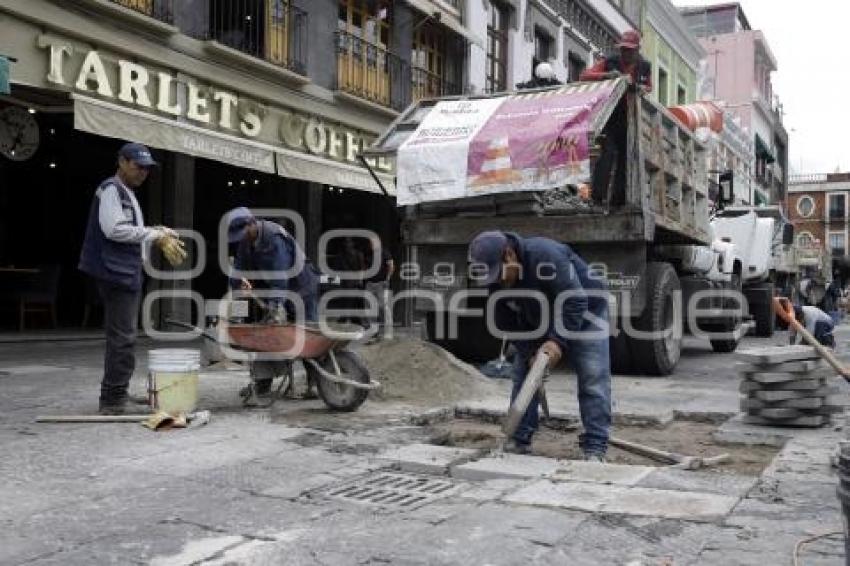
[710,273,743,352]
[632,262,681,376]
[751,284,776,337]
[610,329,634,375]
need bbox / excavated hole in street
[426,416,780,476]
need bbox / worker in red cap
[580,30,652,93]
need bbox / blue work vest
[78,177,143,290]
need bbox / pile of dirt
[358,339,502,406]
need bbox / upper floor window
[533,27,553,69]
[797,232,814,247]
[567,52,585,83]
[486,2,509,93]
[796,195,815,218]
[829,232,845,257]
[829,193,846,221]
[412,23,448,100]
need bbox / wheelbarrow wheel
[307,349,370,412]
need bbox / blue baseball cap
[226,207,255,244]
[119,142,158,167]
[468,231,508,286]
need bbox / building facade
[679,2,789,206]
[0,0,640,332]
[787,173,850,279]
[0,0,479,331]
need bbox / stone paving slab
[736,360,824,373]
[503,479,739,522]
[376,443,481,474]
[735,346,819,365]
[450,453,560,481]
[549,460,654,486]
[636,468,758,497]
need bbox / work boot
[98,402,126,416]
[584,452,607,463]
[503,439,532,455]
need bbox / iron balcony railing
[412,66,461,101]
[335,31,410,112]
[209,0,308,75]
[110,0,174,24]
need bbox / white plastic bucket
[147,349,201,415]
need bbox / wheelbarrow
[167,319,380,411]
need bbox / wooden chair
[11,264,61,331]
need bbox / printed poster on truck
[396,81,619,205]
[396,98,504,205]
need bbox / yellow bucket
[147,349,201,415]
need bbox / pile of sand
[358,338,502,406]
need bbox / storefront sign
[39,37,393,176]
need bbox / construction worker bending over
[791,305,835,348]
[468,231,611,461]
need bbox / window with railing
[208,0,307,74]
[412,23,458,100]
[829,232,845,257]
[111,0,173,24]
[486,2,508,93]
[336,1,409,110]
[829,193,846,222]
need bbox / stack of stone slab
[735,345,841,428]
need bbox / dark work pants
[96,279,141,405]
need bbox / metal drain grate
[319,471,462,510]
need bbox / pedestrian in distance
[468,230,612,461]
[78,142,183,415]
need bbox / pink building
[680,2,789,206]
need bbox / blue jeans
[509,309,612,454]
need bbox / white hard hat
[535,62,554,80]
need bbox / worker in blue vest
[79,142,179,415]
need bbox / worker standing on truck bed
[468,231,612,461]
[579,30,652,92]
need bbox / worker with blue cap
[79,142,181,415]
[226,206,319,324]
[468,230,611,461]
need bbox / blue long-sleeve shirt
[230,220,318,307]
[493,233,606,359]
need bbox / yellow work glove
[155,230,187,267]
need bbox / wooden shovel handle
[773,297,850,381]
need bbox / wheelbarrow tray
[227,322,364,358]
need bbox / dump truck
[711,205,795,337]
[363,78,743,375]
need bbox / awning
[405,0,485,48]
[275,150,395,195]
[74,94,394,194]
[73,94,276,173]
[755,134,775,164]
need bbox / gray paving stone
[744,414,829,428]
[637,468,758,497]
[741,397,825,410]
[735,346,819,365]
[741,369,833,384]
[503,479,739,521]
[376,443,481,474]
[737,359,824,373]
[713,414,795,446]
[450,453,560,481]
[456,478,529,502]
[549,460,655,486]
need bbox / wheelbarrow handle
[165,319,220,344]
[772,297,850,382]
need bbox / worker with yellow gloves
[79,142,184,415]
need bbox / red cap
[616,29,641,50]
